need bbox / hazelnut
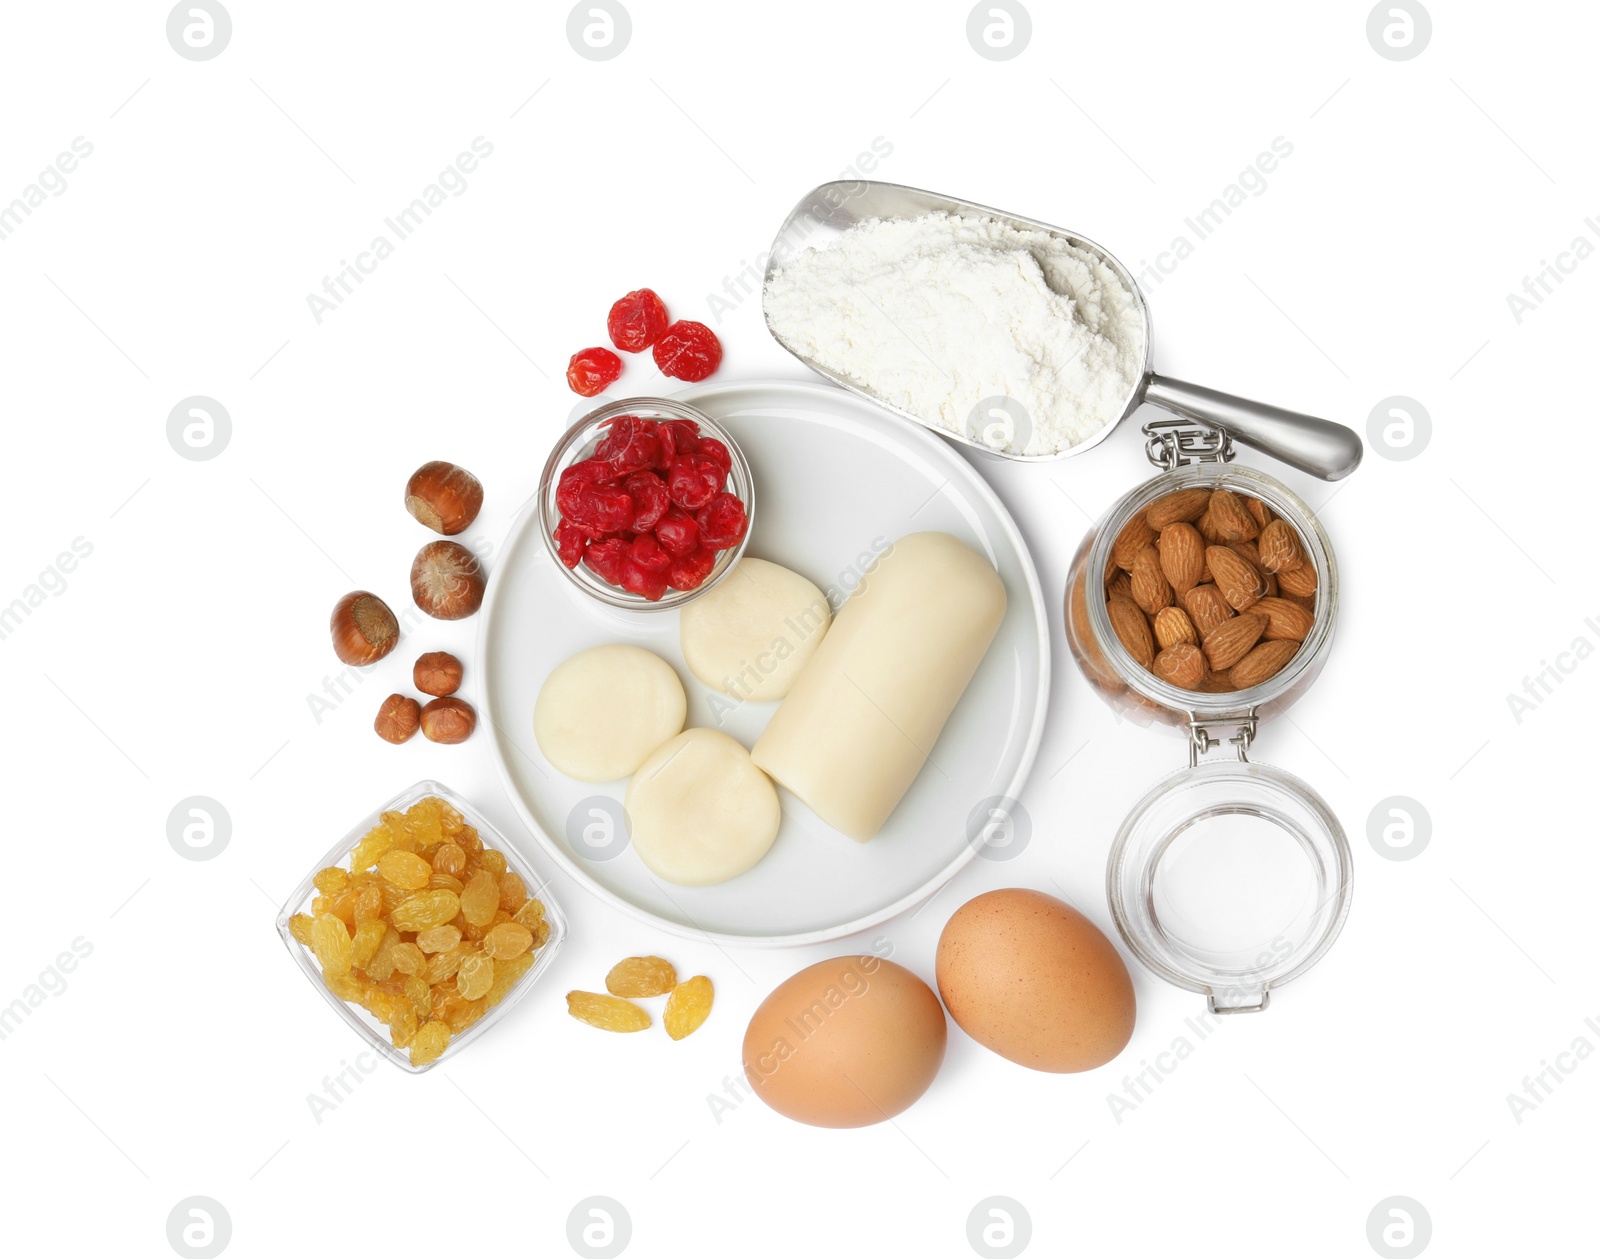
[419,695,476,744]
[411,541,486,620]
[331,591,399,666]
[406,461,483,535]
[414,650,464,697]
[375,694,421,743]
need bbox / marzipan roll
[751,532,1006,841]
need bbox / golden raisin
[350,919,387,968]
[287,913,314,946]
[390,943,426,976]
[486,952,535,1003]
[424,947,470,985]
[663,975,713,1041]
[605,956,677,998]
[566,991,651,1033]
[404,974,432,1018]
[477,849,508,879]
[313,867,350,896]
[433,843,467,877]
[389,1006,419,1049]
[457,953,495,1000]
[483,922,533,961]
[409,1020,451,1067]
[512,898,545,930]
[310,913,352,975]
[390,890,460,932]
[377,850,433,890]
[498,871,527,912]
[416,925,462,954]
[459,871,499,927]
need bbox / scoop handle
[1143,374,1363,481]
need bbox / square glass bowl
[274,779,568,1073]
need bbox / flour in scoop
[763,213,1146,457]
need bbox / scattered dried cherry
[667,452,725,510]
[607,288,670,354]
[566,346,622,397]
[696,492,748,550]
[668,547,717,591]
[654,506,700,557]
[623,471,670,532]
[653,321,722,382]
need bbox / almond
[1230,639,1301,689]
[1208,489,1259,542]
[1245,497,1273,531]
[1207,545,1267,611]
[1153,605,1199,649]
[1229,541,1277,597]
[1130,545,1173,615]
[1158,523,1205,594]
[1153,642,1207,689]
[1257,518,1306,573]
[1254,596,1315,642]
[1111,514,1158,571]
[1202,612,1266,672]
[1284,590,1317,611]
[1277,561,1319,598]
[1183,584,1234,637]
[1196,509,1226,544]
[1107,595,1155,668]
[1107,570,1134,603]
[1196,670,1236,693]
[1144,487,1212,529]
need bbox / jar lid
[1107,761,1352,1013]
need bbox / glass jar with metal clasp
[1064,415,1357,1015]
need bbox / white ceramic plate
[478,378,1049,946]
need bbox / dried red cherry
[568,483,634,534]
[606,289,670,354]
[566,347,622,397]
[661,419,702,456]
[668,547,717,592]
[623,471,670,532]
[594,416,663,476]
[696,492,748,550]
[654,506,701,557]
[554,519,588,568]
[619,559,669,601]
[583,538,629,585]
[556,459,612,517]
[696,437,733,478]
[629,534,672,574]
[653,321,722,382]
[666,452,725,510]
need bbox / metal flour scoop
[761,181,1362,481]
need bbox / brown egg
[742,955,947,1128]
[936,888,1135,1073]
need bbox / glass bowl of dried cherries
[540,397,755,611]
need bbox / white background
[2,2,1594,1256]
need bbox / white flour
[763,213,1147,457]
